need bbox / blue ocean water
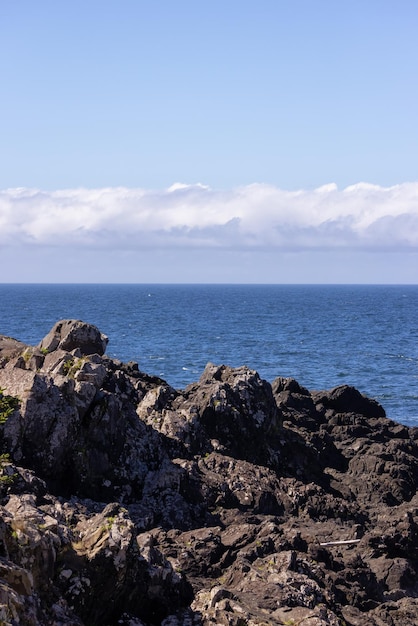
[0,284,417,426]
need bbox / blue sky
[1,1,417,282]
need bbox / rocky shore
[0,320,418,625]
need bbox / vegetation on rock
[0,387,19,424]
[0,320,417,626]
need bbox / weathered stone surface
[55,502,193,625]
[0,335,29,365]
[1,320,418,625]
[38,319,108,356]
[138,363,282,465]
[0,344,165,502]
[312,384,386,418]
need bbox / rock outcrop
[0,320,418,625]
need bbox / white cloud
[1,182,418,251]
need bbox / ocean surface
[0,284,417,427]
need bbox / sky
[1,0,417,283]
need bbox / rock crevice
[0,320,417,625]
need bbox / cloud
[1,182,418,251]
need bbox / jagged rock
[138,363,282,466]
[272,376,320,428]
[0,335,29,365]
[56,502,193,625]
[1,321,418,625]
[312,384,386,419]
[184,363,281,461]
[0,344,165,501]
[38,319,108,356]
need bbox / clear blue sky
[1,1,417,282]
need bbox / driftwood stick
[319,539,361,547]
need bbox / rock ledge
[0,320,417,626]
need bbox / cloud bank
[1,182,418,251]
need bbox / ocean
[0,284,417,427]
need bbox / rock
[0,320,418,625]
[138,363,282,465]
[272,376,320,428]
[38,319,108,356]
[57,502,193,625]
[0,335,29,365]
[312,384,386,418]
[0,343,165,501]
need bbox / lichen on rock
[0,319,417,625]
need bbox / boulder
[0,335,29,364]
[312,384,386,418]
[38,319,108,356]
[137,363,282,465]
[0,328,164,502]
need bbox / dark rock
[38,319,108,356]
[57,502,193,625]
[312,384,386,418]
[178,363,282,462]
[1,321,418,625]
[0,342,166,502]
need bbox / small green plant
[62,359,74,375]
[22,348,32,363]
[100,515,117,533]
[0,388,19,424]
[0,453,16,484]
[62,358,84,378]
[40,347,49,355]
